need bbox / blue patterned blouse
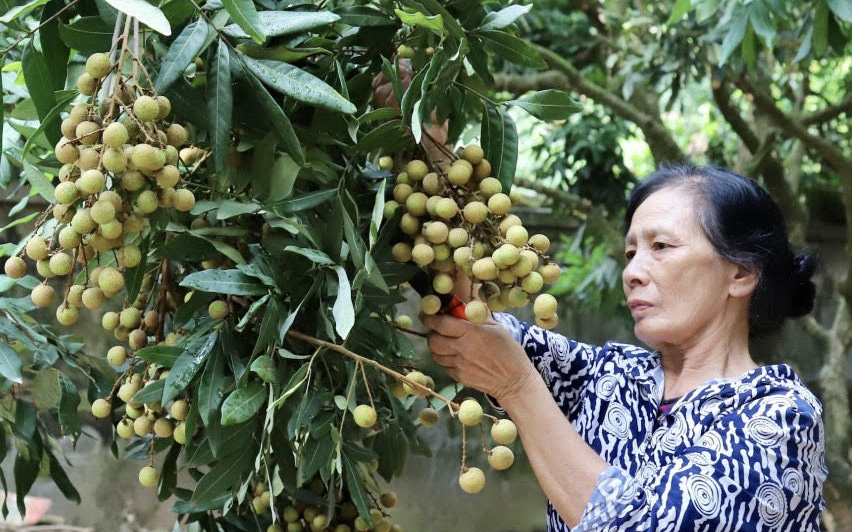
[493,312,827,532]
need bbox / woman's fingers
[420,313,468,338]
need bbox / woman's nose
[622,251,650,288]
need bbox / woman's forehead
[625,188,702,241]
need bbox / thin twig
[460,424,468,472]
[0,0,84,54]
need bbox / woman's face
[622,187,742,350]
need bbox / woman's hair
[624,164,817,335]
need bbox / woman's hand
[420,313,537,402]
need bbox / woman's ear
[729,263,759,298]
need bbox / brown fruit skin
[31,284,55,307]
[4,256,26,278]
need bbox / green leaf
[335,6,394,27]
[223,10,339,38]
[719,8,748,65]
[197,345,226,426]
[283,246,334,265]
[22,163,53,205]
[102,0,171,35]
[221,0,265,43]
[250,355,277,383]
[14,447,41,515]
[373,422,408,481]
[0,343,22,384]
[215,200,259,219]
[827,0,852,22]
[342,452,372,526]
[180,269,268,296]
[22,40,60,145]
[236,293,270,332]
[162,331,218,404]
[209,42,232,172]
[268,362,309,409]
[0,0,50,23]
[132,379,166,404]
[506,90,580,121]
[477,30,546,69]
[814,1,829,56]
[155,19,210,93]
[297,436,333,486]
[236,52,304,164]
[46,446,80,503]
[268,189,337,214]
[58,16,113,54]
[221,383,265,425]
[135,345,183,367]
[666,0,693,24]
[332,266,354,339]
[357,119,411,152]
[40,2,70,92]
[368,179,386,250]
[480,4,532,31]
[481,102,518,192]
[31,368,60,409]
[190,442,256,506]
[242,56,356,114]
[394,8,443,34]
[165,78,208,129]
[22,90,76,159]
[255,152,299,203]
[57,373,81,437]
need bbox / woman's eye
[625,250,636,260]
[652,242,669,251]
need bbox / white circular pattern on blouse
[684,474,722,517]
[782,468,804,495]
[595,374,619,400]
[550,335,570,365]
[638,462,659,482]
[603,403,631,439]
[660,414,687,453]
[699,397,724,417]
[762,395,796,412]
[756,483,787,527]
[745,416,785,447]
[698,431,725,452]
[617,480,640,502]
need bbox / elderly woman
[422,165,827,531]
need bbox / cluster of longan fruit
[2,50,206,358]
[384,145,561,328]
[251,478,405,532]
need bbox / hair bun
[788,251,817,318]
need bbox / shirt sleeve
[572,393,826,532]
[491,312,602,415]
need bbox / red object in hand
[409,271,467,320]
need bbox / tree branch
[514,178,592,214]
[521,46,684,164]
[711,81,807,242]
[802,94,852,126]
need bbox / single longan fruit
[411,243,435,267]
[435,197,458,220]
[26,236,49,261]
[521,271,544,294]
[4,256,26,278]
[463,202,489,224]
[67,284,84,307]
[529,234,550,253]
[101,149,127,173]
[170,399,189,421]
[209,300,229,319]
[421,172,442,194]
[492,244,520,269]
[90,199,116,225]
[536,314,558,330]
[173,189,196,212]
[499,214,522,236]
[505,225,529,247]
[423,221,449,244]
[487,193,512,216]
[102,311,120,331]
[392,183,413,204]
[138,466,159,488]
[102,122,129,147]
[31,284,55,307]
[509,255,533,278]
[107,345,127,366]
[76,169,106,196]
[491,419,518,444]
[116,418,134,439]
[378,155,394,170]
[136,190,159,214]
[471,257,498,281]
[54,181,79,205]
[432,272,454,294]
[173,422,188,444]
[465,300,490,324]
[54,138,79,164]
[82,287,106,310]
[156,96,172,120]
[462,145,484,165]
[447,162,472,186]
[132,144,167,172]
[418,407,439,427]
[420,294,442,315]
[70,208,96,235]
[406,159,428,181]
[156,165,180,188]
[75,121,100,145]
[488,445,515,470]
[459,467,485,494]
[166,123,188,147]
[353,404,377,428]
[98,267,124,295]
[128,329,147,350]
[391,242,412,263]
[397,44,415,59]
[56,304,79,326]
[447,227,469,249]
[76,72,96,95]
[383,200,400,220]
[56,225,81,249]
[154,417,174,438]
[395,314,413,329]
[478,177,502,198]
[404,192,428,217]
[133,416,153,437]
[85,52,111,78]
[457,398,483,426]
[403,370,430,397]
[380,492,397,508]
[36,259,55,279]
[119,245,142,268]
[91,398,112,418]
[533,293,558,317]
[134,95,160,122]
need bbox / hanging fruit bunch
[384,145,561,329]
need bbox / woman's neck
[658,319,757,399]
